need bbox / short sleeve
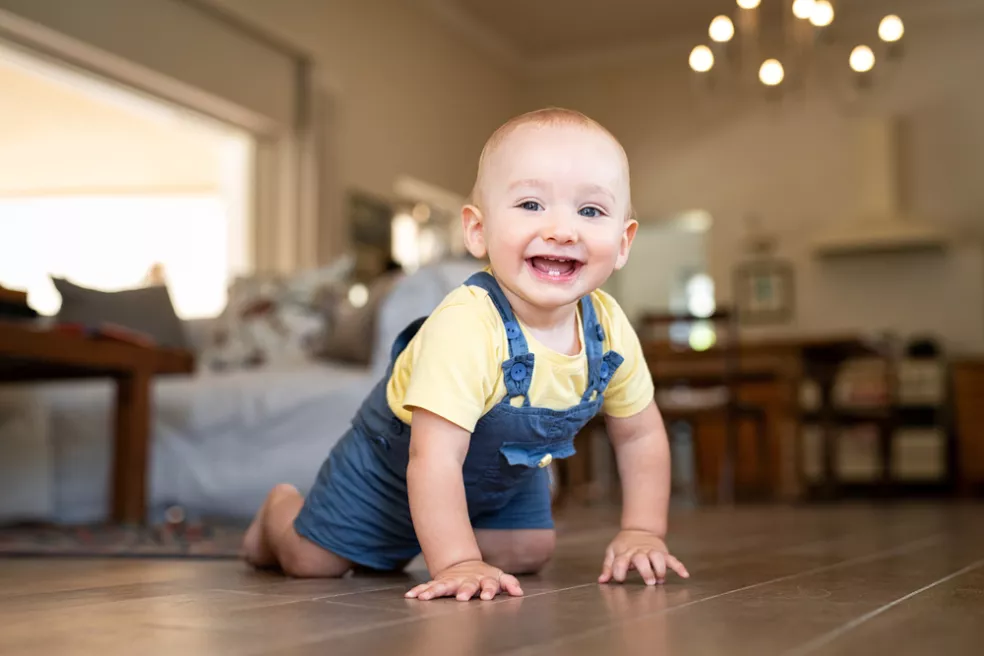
[600,297,655,418]
[401,301,500,432]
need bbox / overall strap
[579,294,624,402]
[464,271,533,404]
[463,271,530,359]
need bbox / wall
[211,0,519,204]
[523,20,984,354]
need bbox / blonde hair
[469,107,633,218]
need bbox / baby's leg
[242,484,351,578]
[471,467,556,575]
[475,528,556,574]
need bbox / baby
[242,107,689,601]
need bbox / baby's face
[466,122,636,316]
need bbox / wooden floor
[1,502,983,655]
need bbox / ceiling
[426,0,969,66]
[447,0,736,59]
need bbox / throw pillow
[51,277,188,349]
[198,256,356,371]
[319,272,402,365]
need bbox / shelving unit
[799,351,955,500]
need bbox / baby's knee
[278,539,351,579]
[485,530,556,575]
[268,483,301,504]
[510,531,556,574]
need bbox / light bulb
[810,0,834,27]
[709,15,735,42]
[759,59,785,86]
[792,0,816,20]
[689,45,715,73]
[879,15,904,42]
[348,283,369,308]
[737,0,761,9]
[849,45,875,73]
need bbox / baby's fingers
[456,579,481,601]
[648,550,667,583]
[417,579,456,601]
[499,573,524,597]
[480,577,499,601]
[405,582,432,599]
[612,551,634,582]
[598,547,615,583]
[632,552,657,586]
[666,554,690,579]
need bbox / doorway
[612,210,715,333]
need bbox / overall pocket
[498,438,576,473]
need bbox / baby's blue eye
[519,201,542,211]
[579,206,603,218]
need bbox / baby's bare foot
[241,484,299,567]
[241,516,273,567]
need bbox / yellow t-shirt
[385,276,654,432]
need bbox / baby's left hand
[598,529,690,586]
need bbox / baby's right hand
[405,560,524,601]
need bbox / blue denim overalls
[294,271,625,571]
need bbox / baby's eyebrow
[508,178,547,191]
[579,183,616,204]
[507,179,616,203]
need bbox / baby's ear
[614,217,639,270]
[461,204,488,259]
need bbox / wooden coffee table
[0,321,195,524]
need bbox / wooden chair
[639,309,772,504]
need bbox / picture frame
[732,258,795,324]
[346,189,394,280]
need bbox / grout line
[210,588,300,600]
[780,558,984,656]
[310,585,408,601]
[317,599,417,614]
[491,582,597,604]
[500,535,943,656]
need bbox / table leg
[112,370,151,524]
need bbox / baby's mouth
[527,256,582,280]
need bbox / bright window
[0,194,244,319]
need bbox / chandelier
[688,1,905,96]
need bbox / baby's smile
[526,254,584,283]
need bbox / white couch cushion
[371,258,484,377]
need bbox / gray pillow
[51,277,189,349]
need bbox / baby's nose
[542,212,578,243]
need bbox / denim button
[373,435,389,450]
[505,321,521,340]
[510,362,527,381]
[600,361,610,380]
[595,324,605,342]
[390,418,403,435]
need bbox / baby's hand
[598,529,690,586]
[405,560,524,601]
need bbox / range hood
[811,115,949,256]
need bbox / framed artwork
[732,258,795,324]
[346,190,394,280]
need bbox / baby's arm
[600,399,690,585]
[403,408,524,601]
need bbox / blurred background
[0,0,981,529]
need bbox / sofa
[0,258,483,525]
